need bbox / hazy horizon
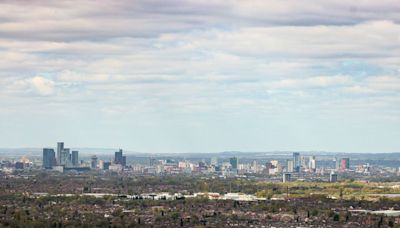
[0,147,399,156]
[1,1,399,153]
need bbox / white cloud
[31,76,55,95]
[265,75,353,89]
[13,76,55,96]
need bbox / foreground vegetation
[2,173,400,227]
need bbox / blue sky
[0,0,399,153]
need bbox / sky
[0,0,399,153]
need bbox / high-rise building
[57,142,64,165]
[341,158,350,171]
[91,155,98,169]
[71,151,79,167]
[43,148,56,169]
[122,156,126,167]
[335,158,341,171]
[287,159,294,172]
[98,160,104,170]
[60,148,70,166]
[103,162,111,170]
[230,157,238,170]
[114,149,126,167]
[293,152,300,172]
[309,156,316,171]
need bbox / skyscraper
[335,158,341,171]
[341,158,350,171]
[309,156,316,171]
[103,162,111,170]
[60,148,70,166]
[287,159,294,172]
[71,151,79,167]
[57,142,64,165]
[230,157,238,170]
[114,149,126,167]
[91,155,98,169]
[43,148,56,169]
[293,152,300,172]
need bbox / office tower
[122,156,126,167]
[293,152,300,172]
[309,156,316,171]
[283,173,291,183]
[330,172,338,182]
[91,155,98,169]
[98,160,104,170]
[230,157,238,170]
[335,158,340,171]
[287,159,294,172]
[341,158,350,171]
[301,156,307,168]
[57,142,64,165]
[103,162,111,170]
[71,151,79,167]
[43,148,56,169]
[60,148,70,166]
[114,149,126,167]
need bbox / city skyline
[0,1,399,153]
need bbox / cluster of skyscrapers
[42,142,79,169]
[286,152,317,173]
[42,142,128,171]
[336,157,350,171]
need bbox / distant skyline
[0,1,399,153]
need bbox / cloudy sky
[0,0,399,153]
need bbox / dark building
[15,162,24,170]
[57,142,64,165]
[71,151,79,167]
[43,148,56,169]
[330,172,338,182]
[103,162,111,170]
[293,152,300,172]
[230,157,238,170]
[122,156,126,167]
[114,149,126,167]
